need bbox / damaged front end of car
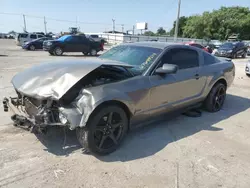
[3,59,134,133]
[3,93,70,132]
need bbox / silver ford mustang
[3,42,235,155]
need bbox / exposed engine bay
[60,65,134,105]
[3,65,134,131]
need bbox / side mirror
[155,64,178,75]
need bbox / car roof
[120,41,180,49]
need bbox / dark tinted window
[203,52,220,65]
[38,35,44,38]
[161,48,199,69]
[18,33,28,38]
[90,35,99,38]
[221,42,234,48]
[30,34,37,39]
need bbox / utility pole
[23,14,27,32]
[112,19,115,33]
[44,16,47,34]
[174,0,181,41]
[121,24,124,33]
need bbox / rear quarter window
[203,52,220,65]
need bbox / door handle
[195,74,200,80]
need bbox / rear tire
[83,52,88,56]
[29,45,35,51]
[76,105,129,155]
[54,47,63,56]
[90,49,97,56]
[204,83,226,112]
[242,52,246,58]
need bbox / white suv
[15,33,44,46]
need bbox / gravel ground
[0,39,250,188]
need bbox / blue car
[22,37,51,51]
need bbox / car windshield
[99,45,162,75]
[221,42,235,48]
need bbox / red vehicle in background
[184,42,212,53]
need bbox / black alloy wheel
[76,105,128,155]
[204,83,226,112]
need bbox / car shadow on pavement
[35,94,250,159]
[35,127,81,156]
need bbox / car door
[64,36,80,52]
[149,47,206,116]
[37,38,46,49]
[236,42,245,56]
[80,36,90,52]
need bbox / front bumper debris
[3,97,36,130]
[2,97,59,132]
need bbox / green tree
[144,31,155,36]
[157,27,166,35]
[172,6,250,40]
[169,16,188,37]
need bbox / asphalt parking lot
[0,39,250,188]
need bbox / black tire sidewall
[54,47,63,56]
[90,49,97,56]
[205,83,226,112]
[29,45,35,51]
[77,105,128,155]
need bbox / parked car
[86,34,107,44]
[246,61,250,76]
[184,42,211,53]
[3,42,235,155]
[43,34,104,56]
[215,42,247,58]
[15,33,45,46]
[246,42,250,56]
[22,37,52,50]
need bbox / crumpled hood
[12,58,132,100]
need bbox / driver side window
[159,48,199,70]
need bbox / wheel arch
[87,100,132,125]
[214,78,227,89]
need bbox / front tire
[76,105,129,155]
[29,45,35,51]
[242,52,246,58]
[53,47,63,56]
[204,83,226,112]
[83,52,88,56]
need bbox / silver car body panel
[8,42,235,130]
